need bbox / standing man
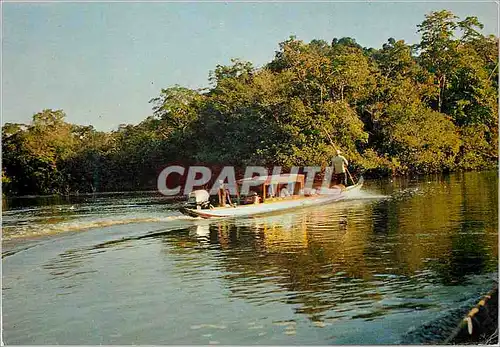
[332,149,349,186]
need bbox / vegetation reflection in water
[158,172,497,329]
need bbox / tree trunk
[438,75,446,113]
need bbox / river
[2,171,498,344]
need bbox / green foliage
[382,105,460,174]
[150,86,203,133]
[2,110,77,195]
[2,10,498,196]
[456,124,497,170]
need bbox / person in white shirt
[331,149,349,185]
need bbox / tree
[417,10,459,112]
[149,85,203,134]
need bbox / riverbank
[3,168,498,200]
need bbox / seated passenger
[280,185,291,197]
[267,184,275,198]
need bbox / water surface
[3,171,498,344]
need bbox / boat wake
[2,213,199,240]
[344,190,389,200]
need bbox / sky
[2,1,498,131]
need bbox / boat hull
[180,179,363,219]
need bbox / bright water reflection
[2,171,497,344]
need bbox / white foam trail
[345,190,389,200]
[3,214,199,240]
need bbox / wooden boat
[179,174,364,219]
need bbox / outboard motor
[186,189,211,210]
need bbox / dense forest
[2,10,498,196]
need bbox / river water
[2,171,498,344]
